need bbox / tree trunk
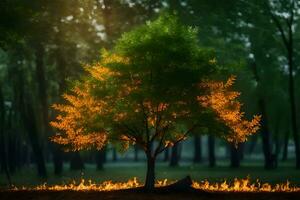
[208,135,215,167]
[144,154,155,191]
[70,152,84,170]
[53,146,63,174]
[193,135,202,163]
[170,144,179,167]
[230,144,240,168]
[287,41,300,168]
[7,134,17,173]
[96,149,105,170]
[271,8,299,168]
[0,87,11,185]
[259,99,276,169]
[282,132,289,161]
[249,61,276,169]
[274,129,280,159]
[35,44,63,175]
[22,102,47,178]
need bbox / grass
[1,159,300,187]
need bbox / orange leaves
[85,64,115,81]
[198,76,261,144]
[50,83,108,151]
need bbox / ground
[1,161,300,199]
[0,190,300,200]
[1,160,300,187]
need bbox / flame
[192,178,300,192]
[9,177,300,192]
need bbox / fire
[192,178,300,192]
[10,177,300,192]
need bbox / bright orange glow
[10,178,300,192]
[198,76,261,144]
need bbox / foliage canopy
[50,14,260,156]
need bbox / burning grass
[8,177,300,193]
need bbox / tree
[50,14,260,191]
[0,84,11,184]
[266,0,300,168]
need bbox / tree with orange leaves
[50,14,260,191]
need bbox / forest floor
[0,189,300,200]
[1,160,300,199]
[1,160,300,187]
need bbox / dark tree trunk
[7,134,17,173]
[70,152,84,170]
[96,149,106,170]
[208,135,215,167]
[35,44,63,175]
[282,132,289,161]
[270,7,300,168]
[230,144,240,168]
[193,135,202,163]
[53,146,63,174]
[259,99,276,169]
[170,144,179,167]
[250,61,276,169]
[287,38,300,168]
[274,129,280,158]
[21,102,47,178]
[144,154,155,191]
[0,87,11,185]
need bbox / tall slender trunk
[96,149,105,170]
[259,98,276,169]
[270,6,299,168]
[250,61,275,169]
[208,135,215,167]
[0,87,11,185]
[22,102,47,178]
[7,134,17,173]
[170,143,179,167]
[230,144,240,168]
[17,69,47,178]
[145,154,155,191]
[287,40,300,168]
[193,135,202,163]
[274,128,280,158]
[282,132,289,161]
[35,44,63,174]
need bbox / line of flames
[9,177,300,192]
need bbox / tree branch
[154,124,198,156]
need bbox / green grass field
[1,160,300,187]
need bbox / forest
[0,0,300,199]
